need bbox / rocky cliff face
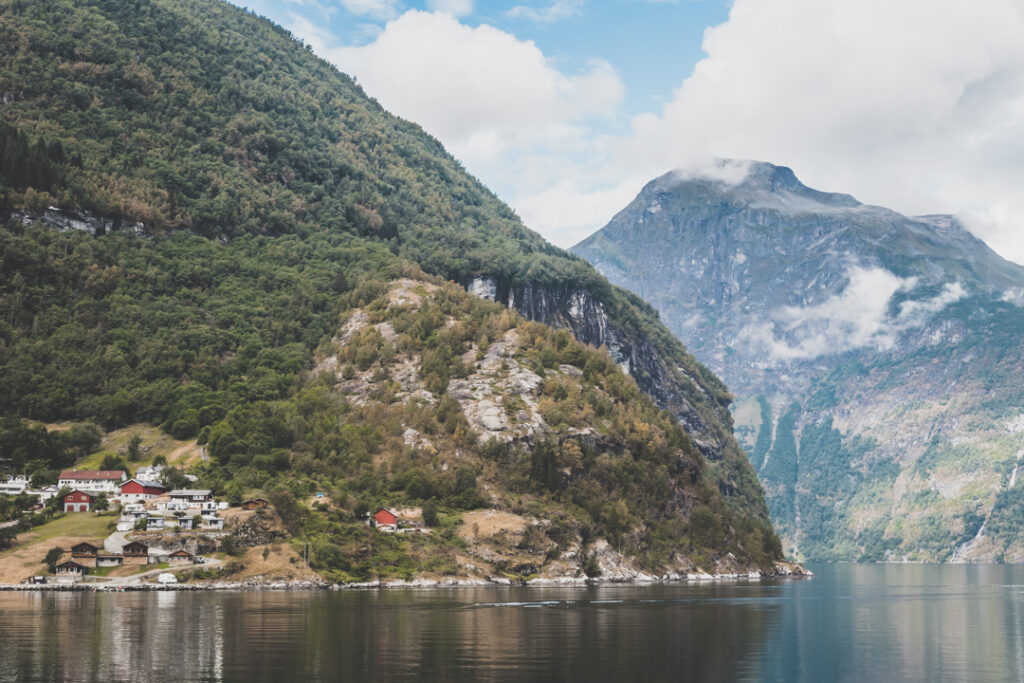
[467,275,729,461]
[573,160,1024,562]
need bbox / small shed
[240,498,269,510]
[63,490,94,513]
[168,549,194,565]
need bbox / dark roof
[55,560,85,571]
[71,542,100,551]
[170,549,193,556]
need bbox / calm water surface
[1,563,1023,682]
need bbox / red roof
[373,508,399,526]
[59,470,126,481]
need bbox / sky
[232,0,1024,264]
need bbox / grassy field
[54,423,204,473]
[0,513,117,583]
[16,512,116,546]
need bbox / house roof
[64,490,95,500]
[170,549,193,556]
[55,560,85,570]
[71,542,99,551]
[59,470,126,480]
[121,479,166,490]
[169,489,212,496]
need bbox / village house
[95,554,124,568]
[240,498,269,510]
[134,465,164,481]
[369,507,422,534]
[203,517,224,530]
[122,541,149,566]
[63,490,94,513]
[58,470,127,494]
[54,560,85,580]
[371,507,399,531]
[71,542,100,565]
[0,474,30,496]
[119,479,167,504]
[168,549,194,565]
[175,516,195,530]
[145,514,165,530]
[169,489,213,508]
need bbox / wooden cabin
[122,541,149,566]
[168,549,194,565]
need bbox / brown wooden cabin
[122,541,149,566]
[55,560,85,576]
[168,549,194,565]
[71,542,100,561]
[240,498,269,510]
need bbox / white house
[169,489,212,508]
[0,475,30,496]
[58,470,127,494]
[134,465,165,481]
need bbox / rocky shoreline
[0,563,811,592]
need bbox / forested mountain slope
[0,0,782,576]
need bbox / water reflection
[1,565,1023,681]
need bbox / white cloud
[506,0,584,23]
[288,9,626,246]
[338,0,401,20]
[621,0,1024,263]
[425,0,473,17]
[739,267,968,362]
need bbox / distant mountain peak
[652,159,862,213]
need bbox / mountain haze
[574,160,1024,562]
[0,1,783,577]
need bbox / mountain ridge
[574,160,1024,562]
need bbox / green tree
[43,546,64,572]
[127,435,143,462]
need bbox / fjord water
[1,565,1022,682]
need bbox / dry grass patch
[457,510,528,541]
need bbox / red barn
[120,479,166,503]
[372,508,399,528]
[63,490,94,513]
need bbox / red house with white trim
[63,490,94,513]
[119,479,166,503]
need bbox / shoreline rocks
[0,563,811,592]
